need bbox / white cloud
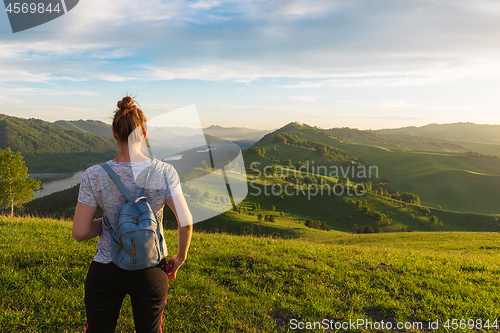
[93,74,138,82]
[3,87,99,96]
[190,0,221,10]
[143,64,267,81]
[0,68,54,83]
[288,95,322,103]
[0,40,108,58]
[61,0,184,33]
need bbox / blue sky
[1,0,500,130]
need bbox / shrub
[363,226,375,233]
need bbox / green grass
[2,216,500,332]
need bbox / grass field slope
[2,216,500,332]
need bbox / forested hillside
[0,114,116,172]
[53,119,113,138]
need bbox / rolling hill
[245,122,500,215]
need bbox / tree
[269,166,277,177]
[321,221,330,231]
[317,146,328,157]
[200,160,210,171]
[338,176,349,186]
[0,148,40,216]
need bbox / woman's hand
[165,194,193,280]
[166,254,186,280]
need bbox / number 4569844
[5,2,61,14]
[443,319,498,330]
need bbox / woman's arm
[165,193,193,279]
[72,202,102,242]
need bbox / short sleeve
[165,165,183,200]
[78,168,98,207]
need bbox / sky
[1,0,500,130]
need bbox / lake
[32,171,84,199]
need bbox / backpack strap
[101,159,158,200]
[101,162,134,202]
[139,159,157,197]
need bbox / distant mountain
[52,120,271,145]
[379,122,500,144]
[202,125,270,142]
[138,125,270,151]
[53,119,113,138]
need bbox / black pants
[84,260,169,333]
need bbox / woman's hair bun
[113,94,147,143]
[117,96,135,112]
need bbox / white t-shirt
[77,159,182,264]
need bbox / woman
[72,96,193,333]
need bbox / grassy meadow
[2,216,500,332]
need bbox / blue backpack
[101,160,165,270]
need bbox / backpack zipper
[113,213,157,236]
[116,227,157,250]
[131,238,136,264]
